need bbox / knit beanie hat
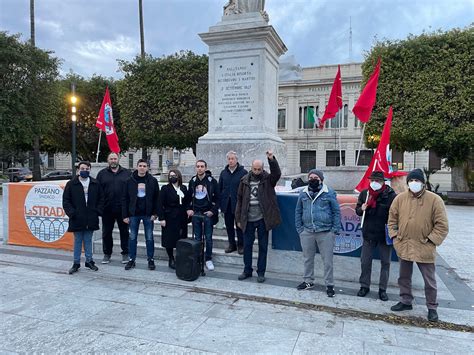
[406,168,425,184]
[308,169,324,181]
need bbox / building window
[158,155,163,170]
[48,155,55,168]
[392,149,404,170]
[355,150,373,166]
[326,150,345,166]
[278,109,286,130]
[299,105,318,129]
[128,154,134,169]
[325,104,348,129]
[428,151,442,171]
[300,150,316,173]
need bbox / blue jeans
[192,213,213,261]
[243,219,268,276]
[128,216,154,261]
[73,230,94,264]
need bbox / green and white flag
[307,106,318,128]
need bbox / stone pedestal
[197,11,287,174]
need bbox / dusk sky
[1,0,472,78]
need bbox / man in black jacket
[63,161,104,274]
[122,159,160,271]
[219,151,247,254]
[187,159,219,271]
[355,170,397,301]
[96,152,131,264]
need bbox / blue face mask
[79,170,90,179]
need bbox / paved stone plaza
[1,203,473,354]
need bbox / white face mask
[370,181,382,191]
[408,181,423,193]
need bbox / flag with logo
[319,65,343,129]
[96,87,121,153]
[353,58,381,123]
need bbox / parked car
[6,167,33,182]
[41,170,73,181]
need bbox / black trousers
[224,210,243,248]
[102,210,129,256]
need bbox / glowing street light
[71,83,77,172]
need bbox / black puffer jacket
[355,186,396,242]
[218,163,248,213]
[122,171,159,218]
[96,165,131,213]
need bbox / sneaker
[148,259,156,270]
[121,254,129,264]
[101,255,111,264]
[357,287,370,297]
[297,282,315,290]
[378,289,389,301]
[125,260,136,270]
[225,245,237,253]
[428,309,438,322]
[68,263,80,274]
[238,272,252,280]
[85,261,98,271]
[257,275,266,283]
[390,302,413,312]
[205,260,215,271]
[326,286,335,297]
[237,246,244,255]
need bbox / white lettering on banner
[24,184,69,242]
[334,204,363,253]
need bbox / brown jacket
[235,157,282,233]
[388,189,448,263]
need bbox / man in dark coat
[63,161,104,274]
[235,150,281,283]
[122,159,160,271]
[187,159,219,271]
[218,151,248,255]
[96,152,131,264]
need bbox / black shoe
[85,261,98,271]
[297,282,315,290]
[357,287,370,297]
[237,246,244,255]
[428,309,438,322]
[225,245,237,253]
[257,275,266,283]
[125,260,135,270]
[390,302,413,312]
[168,258,176,270]
[378,289,388,301]
[68,263,80,274]
[238,272,252,281]
[326,286,335,297]
[148,259,156,270]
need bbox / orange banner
[8,182,74,250]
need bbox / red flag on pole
[319,65,343,129]
[353,58,381,123]
[96,87,121,153]
[354,106,394,192]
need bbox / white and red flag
[96,87,120,153]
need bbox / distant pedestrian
[235,150,281,283]
[63,161,104,274]
[218,151,247,255]
[294,169,340,297]
[388,168,449,322]
[96,152,131,264]
[122,159,160,271]
[355,171,396,301]
[157,169,189,269]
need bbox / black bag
[176,238,202,281]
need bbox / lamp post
[71,83,77,173]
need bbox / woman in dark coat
[158,169,189,269]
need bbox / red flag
[354,106,394,192]
[319,65,343,128]
[96,87,121,153]
[353,58,381,123]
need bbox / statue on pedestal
[223,0,269,21]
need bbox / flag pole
[355,122,366,166]
[338,109,343,166]
[95,130,102,163]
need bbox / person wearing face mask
[63,161,104,274]
[157,169,189,269]
[235,150,281,283]
[294,169,340,297]
[355,171,396,301]
[388,168,449,322]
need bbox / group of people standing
[62,151,448,322]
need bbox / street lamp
[70,83,77,173]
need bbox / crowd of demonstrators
[62,153,448,323]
